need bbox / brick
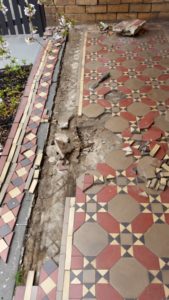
[99,0,120,3]
[66,13,96,22]
[108,4,129,12]
[121,0,142,2]
[86,5,107,13]
[76,0,97,5]
[144,0,163,2]
[54,0,75,4]
[117,12,137,19]
[130,4,151,12]
[138,12,159,19]
[65,5,85,13]
[96,13,116,20]
[152,3,169,11]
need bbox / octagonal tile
[122,59,141,69]
[148,89,169,102]
[108,194,140,223]
[145,223,169,257]
[142,67,163,78]
[110,257,149,298]
[86,44,102,53]
[137,156,159,180]
[125,78,145,90]
[154,115,169,132]
[86,61,103,70]
[74,223,108,256]
[127,102,150,117]
[83,104,105,118]
[105,116,129,133]
[105,150,134,170]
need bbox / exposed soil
[22,27,120,282]
[0,65,31,146]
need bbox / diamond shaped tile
[2,210,15,223]
[40,277,56,294]
[9,187,21,198]
[125,78,145,90]
[0,239,8,252]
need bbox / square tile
[31,116,40,122]
[0,224,11,238]
[116,176,128,186]
[120,233,133,245]
[9,187,21,198]
[11,177,24,187]
[43,260,57,276]
[26,133,36,141]
[2,211,15,223]
[86,203,97,213]
[40,277,56,294]
[83,270,96,283]
[16,167,27,177]
[24,150,34,158]
[20,158,31,167]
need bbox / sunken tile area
[57,25,169,300]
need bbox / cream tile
[9,187,21,198]
[2,211,15,223]
[24,150,34,158]
[16,167,27,177]
[40,277,56,294]
[0,239,8,252]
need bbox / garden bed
[0,62,32,146]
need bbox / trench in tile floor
[15,23,169,300]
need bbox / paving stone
[155,115,169,132]
[105,150,134,170]
[105,116,129,133]
[127,102,150,117]
[0,224,11,238]
[43,259,57,276]
[83,104,104,118]
[145,224,169,257]
[74,223,108,256]
[109,258,149,298]
[108,194,140,223]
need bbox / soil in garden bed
[0,64,32,147]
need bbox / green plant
[15,269,24,286]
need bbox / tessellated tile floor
[57,24,169,300]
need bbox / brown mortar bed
[0,65,32,146]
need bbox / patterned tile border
[0,38,66,264]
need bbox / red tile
[13,286,25,300]
[96,283,123,300]
[165,213,169,225]
[119,98,133,107]
[0,246,9,262]
[96,245,121,269]
[97,185,117,202]
[39,269,49,284]
[133,245,159,270]
[97,99,111,108]
[132,214,153,233]
[50,269,58,282]
[138,112,158,129]
[83,174,94,191]
[139,284,165,300]
[73,212,85,232]
[69,284,83,298]
[76,187,86,203]
[160,188,169,203]
[2,139,13,156]
[161,85,169,91]
[97,212,120,233]
[128,185,149,203]
[117,75,129,83]
[120,111,136,122]
[36,287,46,299]
[142,97,156,107]
[142,127,164,141]
[125,163,137,177]
[4,232,14,246]
[71,256,83,269]
[47,288,57,300]
[96,163,116,177]
[8,123,19,139]
[149,141,168,160]
[72,245,83,257]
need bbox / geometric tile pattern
[0,40,63,263]
[61,27,169,300]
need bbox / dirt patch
[0,64,31,146]
[22,27,121,281]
